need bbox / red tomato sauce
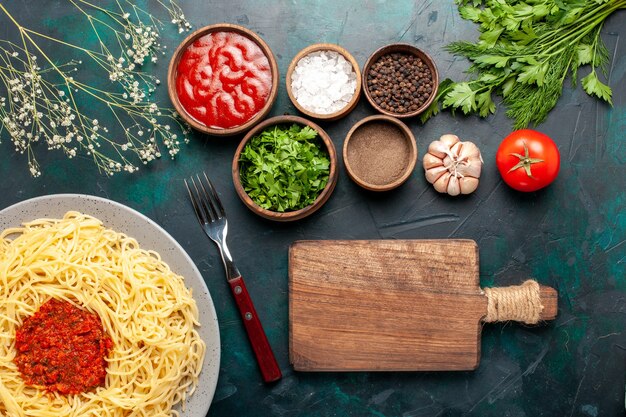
[14,299,113,395]
[176,31,272,129]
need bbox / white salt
[291,50,357,115]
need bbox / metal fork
[185,173,282,383]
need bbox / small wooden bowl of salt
[343,115,417,191]
[286,43,361,121]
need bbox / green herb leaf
[516,62,548,86]
[576,44,593,66]
[478,8,498,30]
[479,27,504,49]
[239,124,330,212]
[443,82,477,114]
[459,5,482,22]
[560,7,584,25]
[509,25,536,45]
[420,78,454,123]
[501,77,516,97]
[476,90,496,117]
[474,54,509,68]
[582,71,613,104]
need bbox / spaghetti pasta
[0,212,206,417]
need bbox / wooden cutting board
[289,240,557,371]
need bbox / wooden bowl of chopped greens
[232,115,338,221]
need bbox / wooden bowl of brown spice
[362,43,438,118]
[343,115,417,191]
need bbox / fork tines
[184,172,226,224]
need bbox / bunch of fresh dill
[422,0,625,129]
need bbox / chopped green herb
[239,124,330,212]
[422,0,626,129]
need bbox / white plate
[0,194,220,416]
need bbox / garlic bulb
[423,134,483,196]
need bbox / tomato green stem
[507,141,544,178]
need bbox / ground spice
[346,121,410,185]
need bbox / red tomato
[496,129,560,192]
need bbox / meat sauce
[176,31,272,129]
[14,298,113,395]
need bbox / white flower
[29,164,40,177]
[1,1,186,178]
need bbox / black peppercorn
[366,51,433,114]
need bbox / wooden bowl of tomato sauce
[168,23,279,136]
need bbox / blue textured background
[1,1,625,416]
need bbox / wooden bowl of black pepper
[362,44,438,118]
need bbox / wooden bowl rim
[343,114,417,192]
[232,115,338,221]
[362,43,439,119]
[285,43,362,121]
[167,23,279,137]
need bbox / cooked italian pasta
[0,212,206,417]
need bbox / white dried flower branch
[0,1,192,177]
[156,0,192,33]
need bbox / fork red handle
[228,276,282,383]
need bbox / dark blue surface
[1,2,625,416]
